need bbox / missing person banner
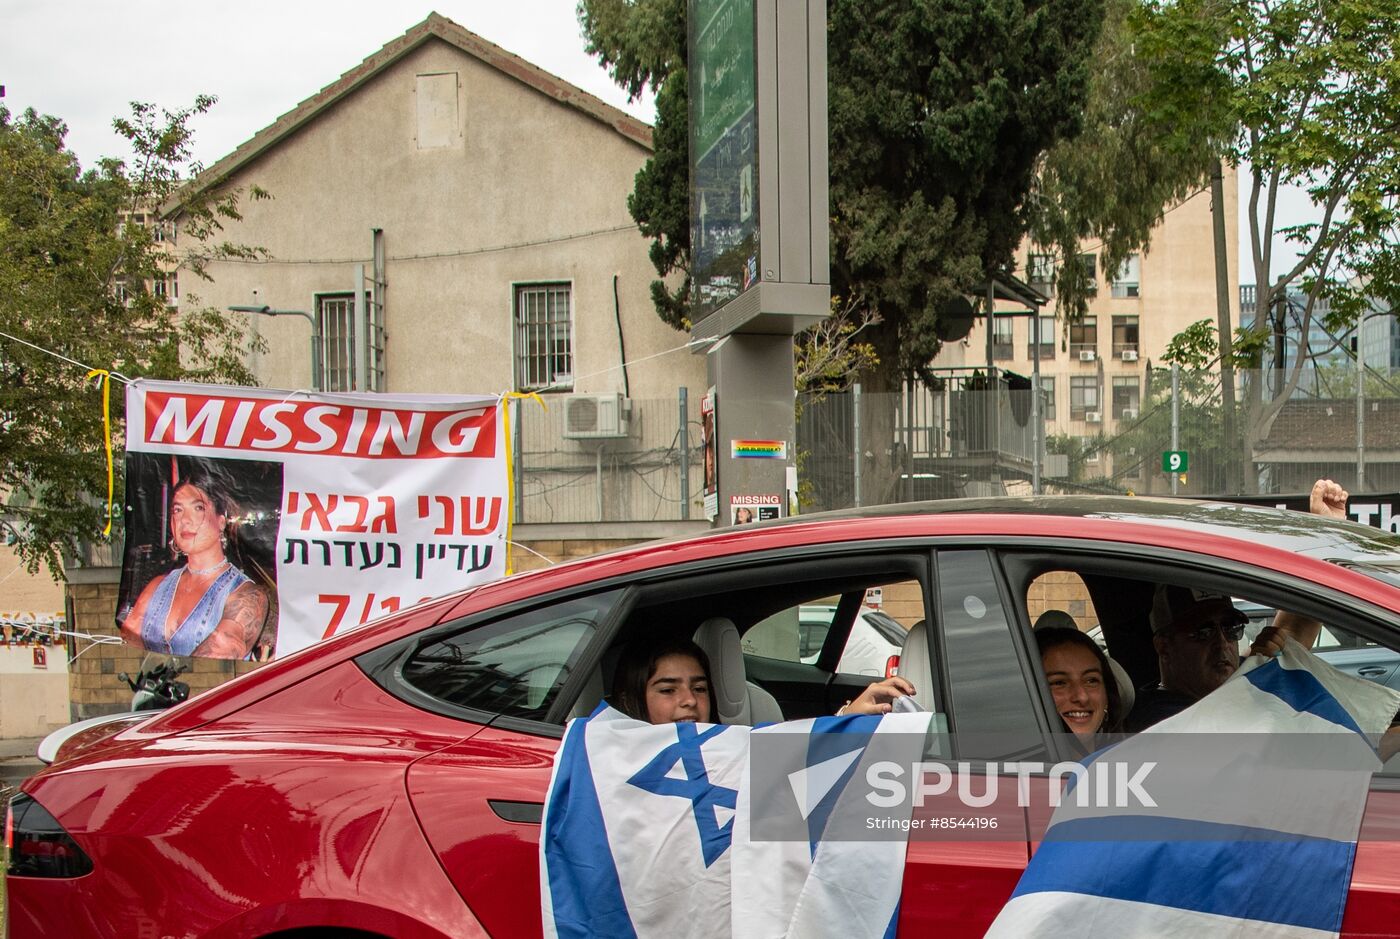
[117,380,507,661]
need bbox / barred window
[315,292,383,392]
[515,283,573,391]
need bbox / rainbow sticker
[731,439,788,459]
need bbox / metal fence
[511,391,704,523]
[795,365,1400,509]
[508,364,1400,524]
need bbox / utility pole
[1171,363,1180,496]
[1210,163,1238,493]
[1357,321,1367,493]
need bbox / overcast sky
[5,0,1305,278]
[3,0,655,170]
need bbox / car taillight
[885,654,900,678]
[5,792,93,878]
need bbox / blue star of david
[628,722,738,867]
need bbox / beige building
[933,175,1241,489]
[171,12,703,405]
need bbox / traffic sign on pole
[1163,450,1188,473]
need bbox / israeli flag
[541,705,750,939]
[542,706,932,939]
[732,711,934,939]
[987,639,1400,939]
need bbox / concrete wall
[188,37,703,403]
[0,644,69,738]
[0,545,65,611]
[0,545,71,737]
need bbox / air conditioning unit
[1121,407,1139,420]
[562,393,632,439]
[1079,350,1097,362]
[1085,410,1103,423]
[1121,349,1139,362]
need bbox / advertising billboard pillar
[690,0,828,525]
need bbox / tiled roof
[1256,398,1400,452]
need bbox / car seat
[693,616,784,725]
[897,620,937,711]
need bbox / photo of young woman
[117,455,281,660]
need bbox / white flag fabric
[541,706,933,939]
[732,712,932,939]
[987,639,1400,939]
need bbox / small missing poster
[730,494,781,525]
[702,389,719,521]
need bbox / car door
[898,548,1040,938]
[361,589,623,939]
[1001,547,1400,936]
[745,580,923,717]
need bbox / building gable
[168,12,650,211]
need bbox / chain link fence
[795,365,1400,511]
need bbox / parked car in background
[8,496,1400,938]
[797,604,906,676]
[1237,599,1400,691]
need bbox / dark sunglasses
[1180,618,1247,643]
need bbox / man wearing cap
[1126,479,1346,731]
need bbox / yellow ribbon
[87,369,114,537]
[500,392,546,576]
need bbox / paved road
[1,739,44,802]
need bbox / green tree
[1105,320,1237,494]
[0,98,268,576]
[579,0,691,328]
[582,0,1106,499]
[1023,0,1229,319]
[1137,0,1400,491]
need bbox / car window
[1027,570,1097,632]
[401,592,618,723]
[743,578,921,677]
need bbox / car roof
[451,495,1400,615]
[606,494,1400,566]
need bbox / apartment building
[932,172,1241,488]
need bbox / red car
[7,497,1400,937]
